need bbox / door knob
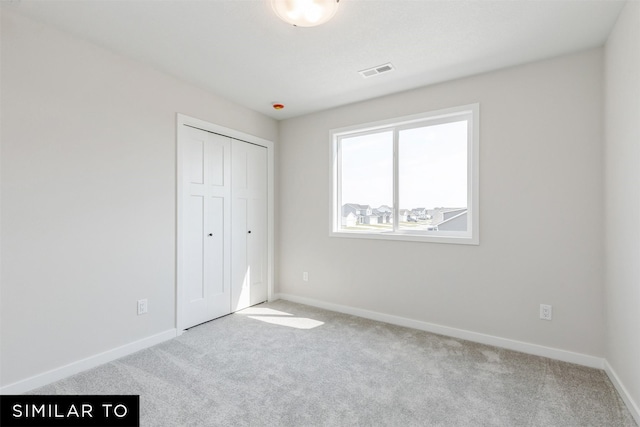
[247,231,252,234]
[208,233,213,236]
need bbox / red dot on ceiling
[272,103,285,110]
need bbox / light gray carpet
[32,300,636,426]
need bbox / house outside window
[330,104,479,245]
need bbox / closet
[178,122,268,330]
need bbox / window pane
[398,120,468,232]
[340,131,393,232]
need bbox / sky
[340,120,467,210]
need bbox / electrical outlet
[540,304,552,321]
[137,299,148,315]
[303,272,309,282]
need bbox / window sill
[329,230,479,245]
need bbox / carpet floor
[32,300,636,426]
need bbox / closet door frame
[176,113,275,333]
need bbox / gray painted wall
[0,9,278,386]
[277,49,605,357]
[604,0,640,416]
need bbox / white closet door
[181,126,231,328]
[231,140,268,311]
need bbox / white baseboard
[604,360,640,425]
[275,293,604,369]
[0,329,177,395]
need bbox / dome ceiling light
[271,0,340,27]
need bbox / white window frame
[330,103,479,245]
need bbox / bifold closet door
[181,127,231,328]
[231,140,268,312]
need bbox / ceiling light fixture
[271,0,340,27]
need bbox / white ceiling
[4,0,626,120]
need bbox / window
[330,104,479,244]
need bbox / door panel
[249,196,267,305]
[206,196,225,296]
[249,145,267,305]
[231,197,249,311]
[232,141,267,311]
[207,143,225,187]
[181,126,231,328]
[184,138,204,184]
[185,195,204,302]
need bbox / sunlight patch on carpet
[247,315,324,329]
[237,307,293,316]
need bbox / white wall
[604,0,640,419]
[277,49,605,358]
[0,9,277,387]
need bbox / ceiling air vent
[359,62,395,78]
